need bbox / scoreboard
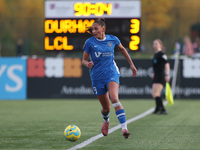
[44,0,141,51]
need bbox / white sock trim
[121,122,127,131]
[112,102,121,108]
[116,113,125,118]
[104,118,110,123]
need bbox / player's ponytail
[86,26,93,35]
[95,18,106,27]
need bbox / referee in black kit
[151,39,170,114]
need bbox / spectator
[193,37,200,53]
[182,36,194,56]
[189,23,200,57]
[16,38,23,56]
[192,37,200,58]
[172,40,182,57]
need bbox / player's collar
[95,36,106,41]
[155,50,162,53]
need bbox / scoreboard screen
[44,0,141,51]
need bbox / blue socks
[116,109,127,130]
[101,109,128,130]
[116,109,126,124]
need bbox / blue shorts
[91,75,120,95]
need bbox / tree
[0,0,44,56]
[142,0,174,31]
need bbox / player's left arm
[165,62,170,82]
[162,54,170,82]
[117,43,137,77]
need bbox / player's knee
[152,92,159,98]
[152,93,156,98]
[102,106,110,113]
[102,108,110,114]
[110,96,119,103]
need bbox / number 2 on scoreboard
[129,36,140,51]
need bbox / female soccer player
[82,18,137,139]
[152,39,170,114]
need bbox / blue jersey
[83,35,120,80]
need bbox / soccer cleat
[153,107,167,115]
[122,129,130,139]
[101,121,109,136]
[160,109,168,115]
[152,107,160,114]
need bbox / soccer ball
[64,125,81,142]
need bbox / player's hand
[165,75,170,82]
[87,61,94,69]
[131,65,137,77]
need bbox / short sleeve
[82,39,90,54]
[162,54,168,64]
[113,36,120,46]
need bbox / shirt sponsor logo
[94,52,102,58]
[102,52,113,57]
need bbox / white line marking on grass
[68,101,168,150]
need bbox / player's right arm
[82,51,94,69]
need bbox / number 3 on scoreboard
[130,19,140,34]
[129,36,140,51]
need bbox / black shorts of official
[152,77,166,87]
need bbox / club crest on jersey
[107,42,112,47]
[95,52,102,58]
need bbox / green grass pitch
[0,99,200,150]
